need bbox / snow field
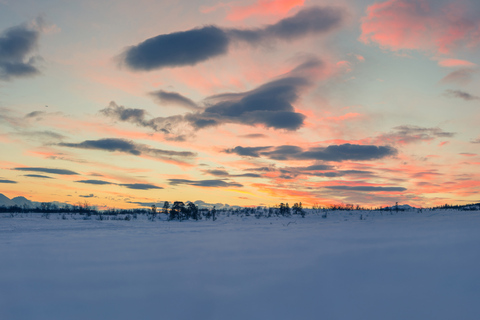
[1,210,479,320]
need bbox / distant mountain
[0,193,35,207]
[12,196,34,207]
[0,193,15,207]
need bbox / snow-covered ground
[1,210,479,320]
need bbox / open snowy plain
[1,209,479,320]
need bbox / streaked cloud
[23,174,54,179]
[226,143,397,161]
[204,168,262,178]
[325,185,407,192]
[13,167,78,175]
[119,183,163,190]
[374,125,455,145]
[168,179,243,187]
[76,179,114,185]
[0,179,17,183]
[58,138,196,163]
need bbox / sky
[0,0,479,209]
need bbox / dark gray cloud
[297,144,397,161]
[168,179,243,188]
[193,76,310,130]
[120,6,344,71]
[79,194,95,198]
[58,138,196,163]
[24,174,53,179]
[103,62,315,132]
[150,90,200,110]
[119,183,163,190]
[121,26,229,70]
[0,23,41,80]
[472,138,480,144]
[229,6,345,43]
[60,138,142,155]
[227,146,272,157]
[226,143,397,162]
[0,179,17,183]
[325,186,407,192]
[375,125,455,144]
[445,89,479,101]
[76,180,113,185]
[14,167,78,175]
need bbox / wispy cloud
[441,68,477,85]
[374,125,455,145]
[444,89,479,101]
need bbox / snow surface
[1,210,479,320]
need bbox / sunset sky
[0,0,479,209]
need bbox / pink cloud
[360,0,480,55]
[218,0,305,21]
[437,58,477,67]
